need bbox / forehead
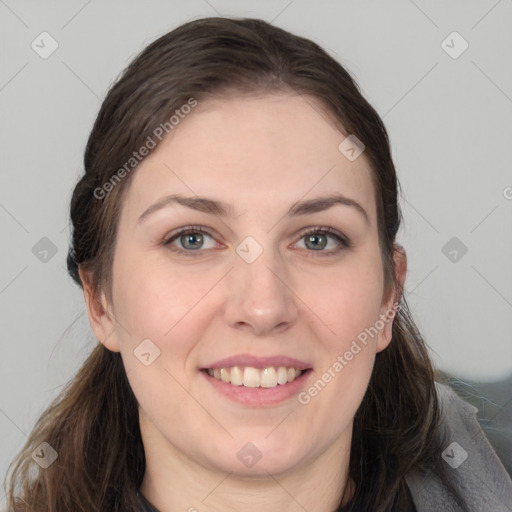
[121,93,376,224]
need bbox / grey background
[1,0,511,505]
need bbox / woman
[5,16,512,512]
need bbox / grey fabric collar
[406,383,512,512]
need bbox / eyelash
[162,225,351,258]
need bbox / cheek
[298,250,383,412]
[296,334,376,453]
[123,361,190,435]
[302,254,384,346]
[113,256,219,342]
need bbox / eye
[163,226,219,256]
[162,225,350,258]
[293,227,350,255]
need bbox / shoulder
[406,382,512,512]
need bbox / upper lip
[202,353,312,370]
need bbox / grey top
[138,383,512,511]
[406,383,512,511]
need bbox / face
[84,92,403,478]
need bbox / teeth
[206,366,304,388]
[230,366,243,386]
[277,366,288,385]
[243,367,260,387]
[260,367,277,388]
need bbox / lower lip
[201,369,313,406]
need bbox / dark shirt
[137,492,159,512]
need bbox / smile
[205,366,303,388]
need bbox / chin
[202,435,307,477]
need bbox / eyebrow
[137,193,369,225]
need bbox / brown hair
[5,17,460,511]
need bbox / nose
[223,247,299,336]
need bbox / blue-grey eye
[304,233,328,250]
[180,232,204,250]
[296,230,346,252]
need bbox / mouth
[202,365,309,388]
[200,365,313,406]
[199,353,313,405]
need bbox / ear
[79,267,121,352]
[376,244,406,353]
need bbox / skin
[81,92,406,512]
